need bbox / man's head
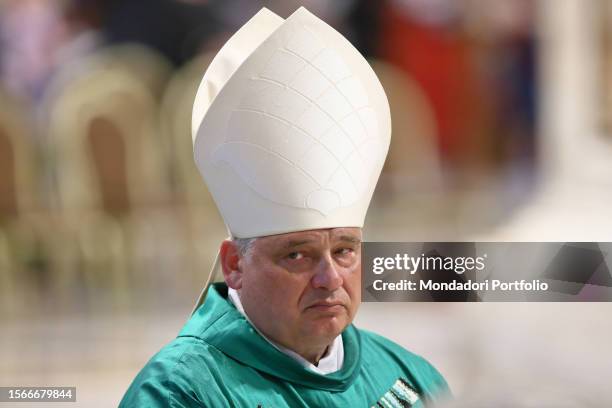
[220,227,362,360]
[191,8,391,361]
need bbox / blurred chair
[44,52,172,311]
[0,88,46,318]
[92,44,173,100]
[159,53,226,289]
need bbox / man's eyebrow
[337,235,361,244]
[282,239,315,249]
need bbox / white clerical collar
[227,287,344,375]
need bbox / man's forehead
[259,228,362,245]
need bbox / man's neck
[294,344,330,366]
[227,288,343,372]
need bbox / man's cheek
[347,270,361,290]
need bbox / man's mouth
[306,302,345,312]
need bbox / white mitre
[192,7,391,239]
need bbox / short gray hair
[232,237,258,257]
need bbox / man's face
[235,227,362,353]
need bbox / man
[121,7,450,407]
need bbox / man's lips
[305,302,346,312]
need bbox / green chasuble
[120,283,450,407]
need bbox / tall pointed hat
[191,7,391,308]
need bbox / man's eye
[336,248,354,256]
[287,252,304,260]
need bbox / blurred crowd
[0,0,538,319]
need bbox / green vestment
[120,283,450,407]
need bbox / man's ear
[220,240,243,290]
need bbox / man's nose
[311,255,343,290]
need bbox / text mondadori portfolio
[371,279,549,292]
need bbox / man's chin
[304,316,349,338]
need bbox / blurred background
[1,0,611,406]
